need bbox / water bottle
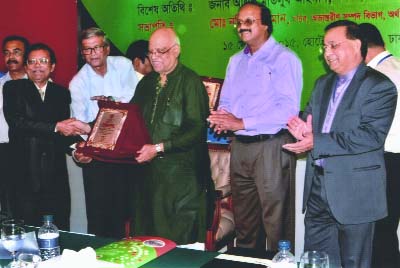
[37,215,60,260]
[272,240,296,268]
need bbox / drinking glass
[1,219,25,268]
[299,250,329,268]
[18,253,42,268]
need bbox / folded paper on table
[38,247,123,268]
[0,231,39,259]
[96,236,176,268]
[76,101,151,164]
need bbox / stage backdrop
[81,0,400,108]
[0,0,77,88]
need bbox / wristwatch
[155,143,163,156]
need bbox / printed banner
[81,0,400,108]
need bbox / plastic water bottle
[37,215,60,260]
[272,240,296,268]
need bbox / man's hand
[73,142,92,164]
[287,115,312,141]
[283,115,313,154]
[282,135,314,154]
[208,109,244,134]
[135,144,158,163]
[67,120,91,135]
[56,118,80,136]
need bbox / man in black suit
[283,20,397,268]
[3,43,82,230]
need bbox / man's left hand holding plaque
[75,100,151,164]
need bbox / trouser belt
[235,129,288,143]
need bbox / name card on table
[96,236,176,268]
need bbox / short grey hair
[79,27,110,48]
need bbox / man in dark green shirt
[130,28,211,244]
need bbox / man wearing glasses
[0,35,29,218]
[208,2,302,251]
[130,27,211,244]
[3,43,82,230]
[69,27,138,238]
[283,20,397,268]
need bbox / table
[1,229,218,268]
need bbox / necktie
[38,88,45,101]
[322,77,347,133]
[333,77,346,102]
[316,76,349,167]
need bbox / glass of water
[299,250,329,268]
[1,219,25,268]
[18,253,42,268]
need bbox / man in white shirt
[360,22,400,268]
[69,27,138,238]
[0,35,29,216]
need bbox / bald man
[130,28,211,244]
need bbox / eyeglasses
[235,18,261,28]
[26,58,50,66]
[81,45,106,55]
[148,44,176,57]
[321,41,346,53]
[3,50,23,57]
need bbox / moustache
[239,29,251,34]
[6,59,19,65]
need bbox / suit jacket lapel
[318,74,336,132]
[25,80,43,104]
[330,64,367,129]
[44,81,53,104]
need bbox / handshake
[55,118,91,136]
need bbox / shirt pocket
[257,65,273,95]
[162,98,182,127]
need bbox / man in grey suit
[283,20,397,268]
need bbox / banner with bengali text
[81,0,400,108]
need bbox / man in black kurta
[3,43,81,230]
[130,28,211,244]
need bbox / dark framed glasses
[235,18,261,28]
[81,45,107,55]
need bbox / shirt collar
[244,36,276,57]
[135,71,144,81]
[367,50,391,68]
[87,57,109,77]
[1,72,28,81]
[34,81,48,92]
[338,65,358,82]
[165,61,182,79]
